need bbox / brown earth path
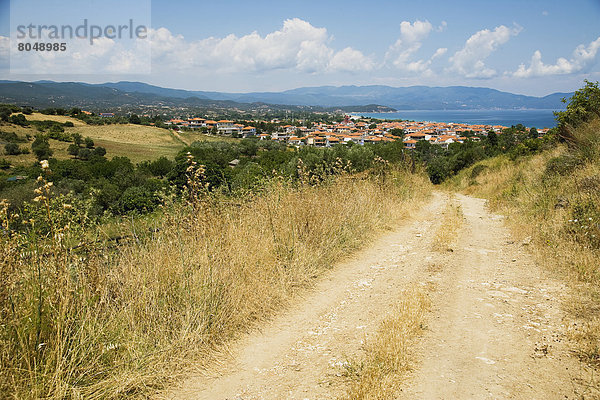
[164,192,583,400]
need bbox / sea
[352,109,561,128]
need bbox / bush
[67,144,80,156]
[470,164,487,179]
[31,136,53,161]
[9,114,28,126]
[4,143,21,155]
[544,154,583,177]
[0,131,23,143]
[93,146,106,157]
[77,148,92,160]
[117,185,158,214]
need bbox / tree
[486,131,498,147]
[31,135,53,161]
[93,146,107,157]
[554,80,600,145]
[129,114,141,124]
[78,148,92,160]
[529,127,539,139]
[72,133,83,146]
[9,114,28,126]
[84,137,94,148]
[67,144,80,157]
[4,143,21,155]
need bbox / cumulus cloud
[150,18,373,74]
[7,32,150,74]
[5,19,372,76]
[386,20,446,74]
[449,25,521,78]
[512,36,600,78]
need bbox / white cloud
[513,36,600,78]
[149,18,373,74]
[4,19,373,76]
[449,25,521,78]
[329,47,374,72]
[386,20,446,74]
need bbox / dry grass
[431,195,463,252]
[339,290,429,400]
[1,116,188,164]
[446,117,600,383]
[25,113,86,127]
[0,165,431,398]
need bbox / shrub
[4,143,21,155]
[67,144,80,157]
[31,136,53,161]
[93,146,106,157]
[9,114,28,126]
[544,154,583,177]
[77,148,92,160]
[470,164,487,179]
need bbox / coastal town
[165,115,550,149]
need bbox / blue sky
[1,0,599,96]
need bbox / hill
[0,81,570,112]
[0,81,396,114]
[101,81,571,110]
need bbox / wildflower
[63,204,73,210]
[40,160,49,169]
[36,176,43,182]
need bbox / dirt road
[166,193,582,399]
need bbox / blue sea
[353,109,561,128]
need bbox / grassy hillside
[0,161,431,398]
[1,113,242,169]
[446,115,600,378]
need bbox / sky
[0,0,599,96]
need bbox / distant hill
[100,81,571,110]
[0,81,395,113]
[0,80,570,112]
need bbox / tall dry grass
[446,117,600,380]
[0,162,431,398]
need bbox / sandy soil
[164,193,583,400]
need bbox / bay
[353,109,561,128]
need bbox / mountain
[0,80,570,111]
[96,82,571,110]
[0,81,395,113]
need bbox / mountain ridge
[0,80,571,111]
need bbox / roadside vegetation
[0,119,431,398]
[446,81,600,387]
